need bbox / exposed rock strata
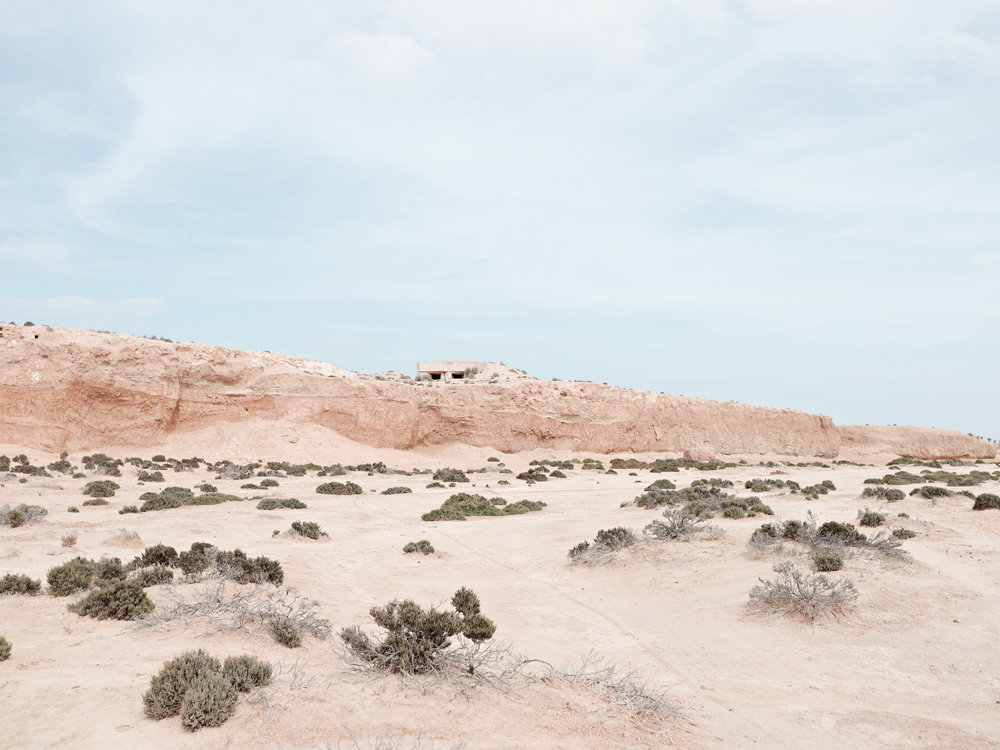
[837,424,994,460]
[0,325,993,459]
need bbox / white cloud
[0,237,77,272]
[333,31,433,87]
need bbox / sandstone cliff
[837,424,994,461]
[0,324,993,460]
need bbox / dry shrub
[643,509,724,542]
[341,588,496,674]
[0,636,10,661]
[749,561,858,620]
[133,580,332,640]
[61,533,78,548]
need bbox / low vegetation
[973,493,1000,511]
[748,561,858,620]
[421,493,546,521]
[289,521,328,539]
[68,579,155,620]
[0,636,10,661]
[138,487,244,512]
[382,486,413,495]
[316,481,363,495]
[0,573,41,596]
[82,480,119,497]
[748,513,909,562]
[143,650,271,731]
[403,540,435,555]
[0,504,47,527]
[340,587,496,674]
[256,498,307,510]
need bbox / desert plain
[1,326,999,750]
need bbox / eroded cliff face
[837,425,995,460]
[0,325,993,460]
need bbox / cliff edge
[0,325,993,460]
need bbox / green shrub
[593,527,636,550]
[885,488,906,502]
[382,486,412,495]
[911,485,953,499]
[723,505,746,519]
[813,552,844,572]
[136,544,179,568]
[257,498,307,510]
[178,549,211,577]
[143,650,222,720]
[0,636,10,661]
[222,655,272,692]
[139,488,240,512]
[0,573,41,595]
[425,482,445,489]
[260,479,279,488]
[198,483,218,493]
[6,508,25,527]
[973,493,1000,511]
[892,528,917,539]
[47,557,98,596]
[96,557,127,584]
[241,483,262,490]
[549,470,567,478]
[69,579,154,620]
[215,549,284,585]
[68,506,79,513]
[290,521,328,540]
[432,468,468,483]
[421,493,546,521]
[269,616,302,648]
[316,481,363,495]
[403,540,435,555]
[82,498,109,507]
[136,565,174,587]
[858,509,886,527]
[119,505,138,514]
[83,480,120,497]
[487,457,500,462]
[646,479,677,492]
[137,470,165,482]
[340,587,496,674]
[818,521,866,543]
[179,673,237,731]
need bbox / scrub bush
[83,480,120,497]
[403,540,435,555]
[257,498,307,510]
[316,481,363,495]
[68,579,154,620]
[289,521,328,539]
[179,674,237,731]
[269,616,302,648]
[0,573,41,595]
[340,587,496,674]
[382,486,412,495]
[47,557,98,596]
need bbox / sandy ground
[1,447,999,750]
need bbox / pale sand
[1,448,999,749]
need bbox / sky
[1,1,998,439]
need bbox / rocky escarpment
[837,425,995,461]
[0,325,993,459]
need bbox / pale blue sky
[1,1,998,438]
